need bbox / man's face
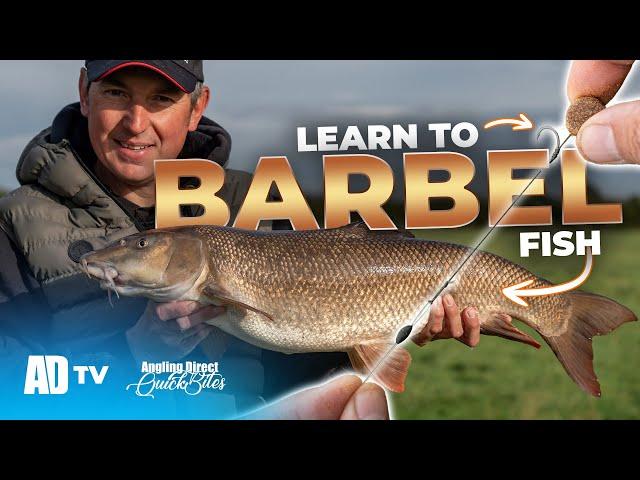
[79,67,205,187]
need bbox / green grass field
[391,226,640,419]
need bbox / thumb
[340,382,389,420]
[240,374,363,420]
[577,100,640,165]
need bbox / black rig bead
[395,325,413,344]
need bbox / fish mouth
[81,258,125,306]
[80,258,158,289]
[80,258,127,290]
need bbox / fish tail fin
[540,291,636,397]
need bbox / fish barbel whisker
[101,265,119,307]
[81,258,90,279]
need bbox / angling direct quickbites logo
[23,355,109,395]
[125,361,226,398]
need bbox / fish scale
[193,224,571,352]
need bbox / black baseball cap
[84,60,204,93]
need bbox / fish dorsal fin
[338,221,371,237]
[349,341,412,393]
[337,222,415,239]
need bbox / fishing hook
[537,125,571,163]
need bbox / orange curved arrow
[502,248,594,307]
[484,113,534,131]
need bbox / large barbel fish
[81,223,636,395]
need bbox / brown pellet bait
[566,96,605,135]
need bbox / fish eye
[138,238,148,248]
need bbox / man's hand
[241,375,389,420]
[567,60,640,165]
[411,294,480,348]
[126,300,226,362]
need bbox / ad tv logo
[24,355,109,395]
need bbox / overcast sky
[0,60,639,199]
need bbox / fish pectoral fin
[201,286,275,323]
[349,341,412,393]
[481,313,541,349]
[347,350,367,374]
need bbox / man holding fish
[0,60,480,419]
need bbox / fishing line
[362,127,571,385]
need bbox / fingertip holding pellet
[566,96,606,136]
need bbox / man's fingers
[192,324,215,341]
[442,294,463,339]
[176,305,226,331]
[178,324,215,354]
[577,100,640,165]
[429,296,445,337]
[340,382,389,420]
[458,307,480,348]
[567,60,635,104]
[241,375,364,420]
[181,324,213,344]
[411,296,444,346]
[155,300,203,321]
[567,60,640,165]
[411,296,480,348]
